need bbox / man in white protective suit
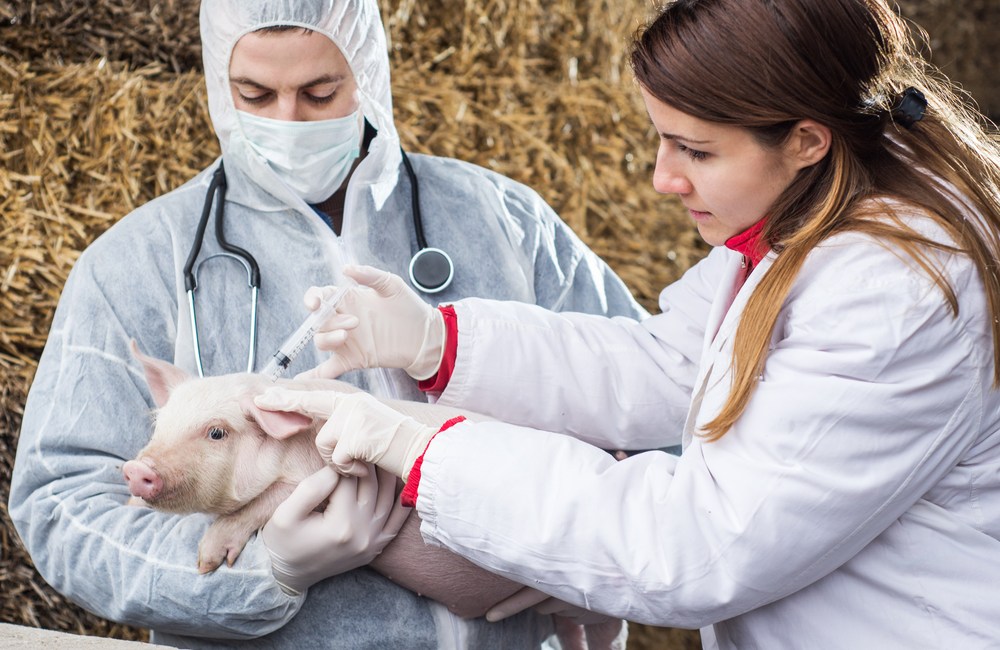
[8,0,647,647]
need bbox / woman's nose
[652,158,692,196]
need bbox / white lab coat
[414,210,1000,648]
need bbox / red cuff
[417,305,458,394]
[400,415,466,508]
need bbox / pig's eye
[207,427,227,441]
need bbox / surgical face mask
[236,109,362,204]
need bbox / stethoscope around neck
[183,150,454,377]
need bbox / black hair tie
[891,87,927,129]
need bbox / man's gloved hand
[299,265,445,381]
[486,586,617,625]
[255,388,439,481]
[261,463,409,596]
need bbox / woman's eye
[208,427,227,441]
[677,143,708,161]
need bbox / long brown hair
[630,0,1000,441]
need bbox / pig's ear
[129,339,189,408]
[243,398,314,440]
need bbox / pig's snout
[123,458,163,500]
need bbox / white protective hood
[199,0,403,211]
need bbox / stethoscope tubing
[185,149,453,376]
[185,163,260,377]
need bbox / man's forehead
[229,29,353,84]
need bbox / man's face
[229,29,360,122]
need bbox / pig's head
[123,341,320,516]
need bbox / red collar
[724,218,769,267]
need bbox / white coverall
[7,0,646,648]
[414,210,1000,649]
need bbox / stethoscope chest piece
[409,247,454,294]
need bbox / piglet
[123,342,625,647]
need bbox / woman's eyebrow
[661,132,713,145]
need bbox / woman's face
[229,29,360,122]
[640,87,813,246]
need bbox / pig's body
[122,356,521,619]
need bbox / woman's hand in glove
[255,388,439,482]
[261,463,409,596]
[300,265,445,381]
[486,586,619,625]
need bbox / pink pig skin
[123,342,627,647]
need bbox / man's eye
[304,92,336,105]
[208,427,227,441]
[238,92,270,105]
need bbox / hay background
[0,1,996,648]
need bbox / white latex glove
[299,265,445,381]
[486,587,616,625]
[261,463,409,596]
[255,388,440,482]
[488,587,626,650]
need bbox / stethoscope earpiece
[409,247,454,294]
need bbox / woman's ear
[786,119,832,170]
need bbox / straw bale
[0,0,203,72]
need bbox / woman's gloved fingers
[314,313,359,334]
[313,327,351,349]
[255,387,339,418]
[537,600,617,625]
[343,264,401,295]
[297,354,355,380]
[304,285,345,310]
[485,586,551,622]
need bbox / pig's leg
[370,509,523,619]
[198,481,297,573]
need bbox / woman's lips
[688,209,712,222]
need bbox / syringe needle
[261,286,349,381]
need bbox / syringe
[261,286,349,381]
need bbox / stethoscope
[183,149,454,377]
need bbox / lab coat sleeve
[435,248,727,450]
[8,233,301,638]
[414,234,988,627]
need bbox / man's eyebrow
[230,74,346,89]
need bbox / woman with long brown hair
[257,0,1000,646]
